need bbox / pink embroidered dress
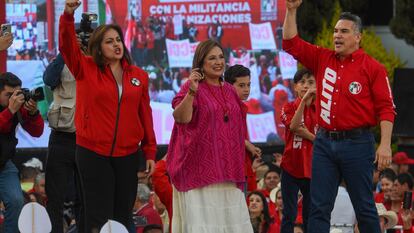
[167,80,247,192]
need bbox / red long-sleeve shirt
[59,12,156,159]
[283,35,395,130]
[280,98,317,179]
[152,159,172,221]
[0,107,43,137]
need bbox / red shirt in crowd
[134,203,163,233]
[245,150,257,192]
[283,35,395,130]
[136,29,146,49]
[280,98,317,179]
[152,159,172,223]
[145,28,155,49]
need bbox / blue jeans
[307,131,380,233]
[281,170,310,233]
[0,160,24,233]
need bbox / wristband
[188,87,197,96]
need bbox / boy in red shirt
[280,68,317,233]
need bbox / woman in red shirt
[60,1,156,231]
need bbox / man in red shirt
[280,68,317,233]
[283,1,395,233]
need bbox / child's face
[232,76,251,101]
[294,75,316,98]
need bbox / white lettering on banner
[150,5,172,14]
[166,39,194,68]
[249,22,276,50]
[320,67,337,125]
[149,2,252,24]
[278,51,297,79]
[173,5,187,14]
[293,135,302,149]
[186,14,251,24]
[188,2,251,13]
[246,112,278,143]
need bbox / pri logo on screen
[349,82,362,95]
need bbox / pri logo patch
[349,81,362,95]
[131,78,140,87]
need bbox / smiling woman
[167,39,253,233]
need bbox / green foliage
[390,0,414,46]
[314,1,404,81]
[360,29,404,81]
[297,0,335,43]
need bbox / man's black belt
[319,127,371,141]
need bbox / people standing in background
[43,47,83,232]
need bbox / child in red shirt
[280,69,317,233]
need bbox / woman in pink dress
[167,39,253,233]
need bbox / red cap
[392,152,414,165]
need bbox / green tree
[390,0,414,46]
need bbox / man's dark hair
[339,12,363,34]
[397,173,414,190]
[265,166,281,178]
[0,72,22,91]
[224,64,250,84]
[293,68,313,84]
[143,224,163,233]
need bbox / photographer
[0,72,44,233]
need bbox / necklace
[205,82,230,122]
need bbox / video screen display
[4,0,296,147]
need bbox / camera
[18,87,45,102]
[76,12,97,49]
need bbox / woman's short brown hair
[192,39,224,71]
[88,24,132,70]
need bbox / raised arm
[290,88,316,141]
[283,0,302,40]
[59,0,85,80]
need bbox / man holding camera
[0,72,44,233]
